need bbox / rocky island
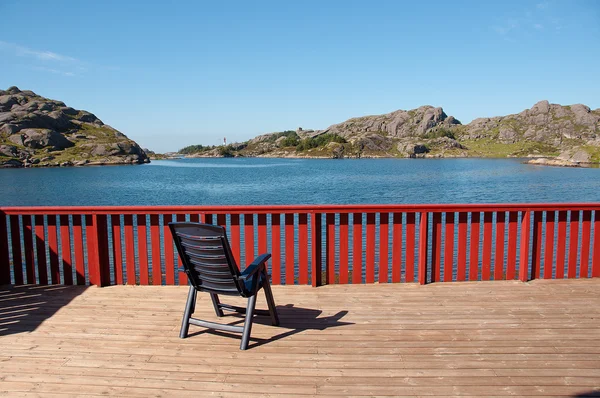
[0,87,149,168]
[182,101,600,167]
[2,85,598,168]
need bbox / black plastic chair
[169,222,280,350]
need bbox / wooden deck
[1,280,599,397]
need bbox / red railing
[1,204,599,287]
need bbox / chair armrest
[238,253,271,281]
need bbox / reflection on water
[148,159,299,168]
[1,158,599,206]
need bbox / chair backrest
[169,222,244,296]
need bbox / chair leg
[190,290,196,314]
[240,294,257,350]
[180,286,197,339]
[210,293,224,317]
[263,276,280,326]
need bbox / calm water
[1,158,599,206]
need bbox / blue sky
[1,0,599,152]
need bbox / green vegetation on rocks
[0,86,150,168]
[179,144,215,154]
[296,133,347,151]
[423,127,456,140]
[265,130,298,143]
[279,133,300,147]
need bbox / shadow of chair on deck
[188,303,353,349]
[0,285,86,337]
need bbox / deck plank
[1,280,599,396]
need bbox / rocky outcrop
[0,86,149,168]
[456,101,600,164]
[173,100,600,164]
[526,147,598,167]
[526,158,581,167]
[461,101,600,146]
[313,101,599,161]
[226,109,467,159]
[323,106,460,139]
[397,142,430,158]
[529,147,596,167]
[8,129,74,150]
[557,148,591,164]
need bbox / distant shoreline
[166,154,594,168]
[144,154,600,169]
[3,154,596,169]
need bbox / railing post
[150,214,162,286]
[311,212,322,287]
[0,211,10,285]
[533,211,544,280]
[284,213,295,285]
[519,211,531,282]
[326,213,335,285]
[418,212,428,285]
[87,214,111,287]
[594,209,600,278]
[34,215,48,285]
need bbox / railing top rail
[1,203,600,215]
